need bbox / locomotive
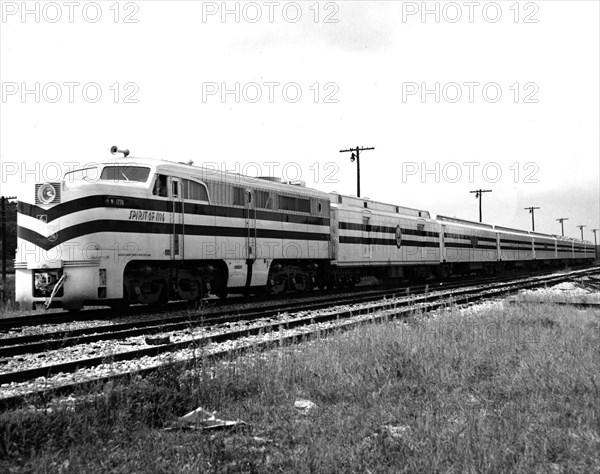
[14,151,596,311]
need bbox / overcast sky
[1,1,598,240]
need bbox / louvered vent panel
[34,183,61,205]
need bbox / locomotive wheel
[269,275,287,295]
[188,279,204,304]
[150,282,169,308]
[293,273,308,292]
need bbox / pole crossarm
[469,189,492,223]
[556,217,569,237]
[524,206,540,231]
[339,146,375,198]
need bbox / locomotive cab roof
[61,157,331,199]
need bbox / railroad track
[1,264,595,332]
[0,292,269,331]
[1,267,592,358]
[0,282,422,332]
[0,266,597,410]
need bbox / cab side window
[183,179,209,202]
[153,174,168,197]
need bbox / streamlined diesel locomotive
[14,154,596,310]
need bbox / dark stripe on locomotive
[18,196,330,227]
[338,236,439,248]
[338,222,439,238]
[444,233,497,243]
[445,242,497,250]
[18,220,330,251]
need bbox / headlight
[36,183,60,204]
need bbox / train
[14,152,596,311]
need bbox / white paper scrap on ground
[165,406,248,431]
[294,399,315,414]
[383,425,411,439]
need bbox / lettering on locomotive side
[128,210,166,222]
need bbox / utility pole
[524,206,540,231]
[577,225,587,240]
[1,196,17,303]
[592,229,599,261]
[339,146,375,198]
[469,189,492,223]
[556,217,569,236]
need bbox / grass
[515,282,600,304]
[1,300,599,473]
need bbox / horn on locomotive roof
[110,145,130,158]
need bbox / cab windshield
[64,166,100,183]
[63,165,151,184]
[100,166,151,182]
